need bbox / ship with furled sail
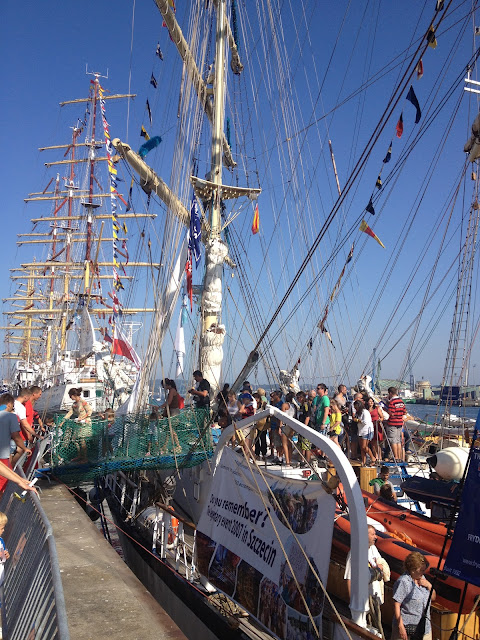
[6,1,480,639]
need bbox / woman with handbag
[392,551,436,640]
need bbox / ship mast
[111,0,261,395]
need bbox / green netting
[50,408,213,483]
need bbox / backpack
[178,395,185,409]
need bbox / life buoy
[167,517,179,546]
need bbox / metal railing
[0,473,69,640]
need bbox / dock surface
[39,480,186,640]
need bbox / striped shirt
[386,396,406,427]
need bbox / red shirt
[386,396,406,427]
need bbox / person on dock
[13,388,35,445]
[0,512,10,587]
[0,394,32,486]
[29,386,44,436]
[344,525,390,631]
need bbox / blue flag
[444,414,480,587]
[189,195,202,268]
[138,136,162,158]
[406,85,422,124]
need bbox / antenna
[85,64,109,80]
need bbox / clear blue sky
[1,1,479,388]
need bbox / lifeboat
[333,513,480,614]
[361,490,450,557]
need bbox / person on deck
[188,370,211,410]
[59,388,93,464]
[345,525,390,630]
[369,465,394,496]
[160,379,181,417]
[328,398,343,447]
[385,387,406,462]
[312,383,330,435]
[268,390,284,464]
[353,399,377,466]
[253,391,268,459]
[392,552,435,640]
[367,397,385,462]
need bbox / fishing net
[50,408,213,483]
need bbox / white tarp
[197,447,336,639]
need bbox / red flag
[251,203,260,234]
[186,258,193,311]
[396,113,404,138]
[416,59,424,80]
[112,325,141,369]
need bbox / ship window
[96,390,103,397]
[83,390,90,398]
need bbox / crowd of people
[214,381,409,469]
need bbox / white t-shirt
[344,544,385,603]
[13,400,26,422]
[357,408,373,438]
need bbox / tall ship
[2,78,157,413]
[4,1,480,640]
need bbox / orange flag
[252,203,260,234]
[359,219,385,248]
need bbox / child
[0,512,10,586]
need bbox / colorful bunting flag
[252,203,260,234]
[396,112,404,139]
[140,126,150,140]
[406,85,422,124]
[360,219,385,248]
[146,99,152,125]
[375,175,382,189]
[150,73,158,89]
[416,59,424,80]
[188,195,202,268]
[156,43,164,60]
[366,199,376,214]
[383,142,392,164]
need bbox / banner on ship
[444,444,480,587]
[197,447,336,640]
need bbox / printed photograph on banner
[268,481,318,534]
[258,578,287,638]
[207,544,240,596]
[235,561,263,612]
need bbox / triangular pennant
[146,99,152,125]
[416,59,424,80]
[383,142,392,164]
[140,125,150,140]
[156,43,164,60]
[406,85,422,124]
[396,112,404,139]
[366,199,376,215]
[359,219,385,248]
[375,175,382,190]
[251,203,260,234]
[150,73,158,89]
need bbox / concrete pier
[39,480,186,640]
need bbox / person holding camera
[344,525,390,629]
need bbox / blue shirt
[393,573,431,634]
